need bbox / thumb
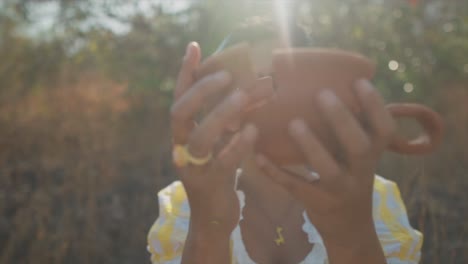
[216,124,258,172]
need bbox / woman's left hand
[256,80,395,252]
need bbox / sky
[21,0,192,37]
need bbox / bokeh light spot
[388,60,399,71]
[404,83,414,93]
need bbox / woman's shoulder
[157,180,190,218]
[372,175,423,263]
[372,175,415,222]
[147,181,190,263]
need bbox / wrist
[322,221,378,249]
[306,203,374,244]
[321,220,386,264]
[189,218,234,238]
[189,205,240,235]
[319,213,375,246]
[183,223,232,264]
[186,227,231,246]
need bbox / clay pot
[196,43,444,166]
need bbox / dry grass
[379,84,468,263]
[0,74,174,264]
[0,75,466,264]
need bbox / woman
[148,19,422,264]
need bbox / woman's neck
[238,156,298,214]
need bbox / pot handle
[386,103,444,155]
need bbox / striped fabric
[147,176,422,263]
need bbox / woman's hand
[171,42,267,235]
[255,80,394,263]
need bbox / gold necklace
[244,193,297,246]
[274,226,285,246]
[239,169,298,247]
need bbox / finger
[244,76,275,112]
[171,71,232,144]
[288,119,343,186]
[256,154,326,198]
[354,80,396,152]
[224,77,275,134]
[173,71,232,120]
[281,165,321,183]
[215,124,258,171]
[188,90,248,157]
[317,90,371,163]
[174,42,201,100]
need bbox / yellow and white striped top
[147,175,422,264]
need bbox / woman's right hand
[170,42,261,235]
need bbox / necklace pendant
[274,226,285,246]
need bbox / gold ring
[172,144,213,167]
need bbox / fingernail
[242,124,257,142]
[319,90,337,106]
[305,171,320,183]
[184,42,195,59]
[256,154,266,167]
[289,119,307,135]
[356,79,373,93]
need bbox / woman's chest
[237,209,314,264]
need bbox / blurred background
[0,0,467,263]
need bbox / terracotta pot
[196,43,444,166]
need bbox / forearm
[323,219,386,264]
[181,223,232,264]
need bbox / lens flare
[273,0,296,67]
[273,0,294,49]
